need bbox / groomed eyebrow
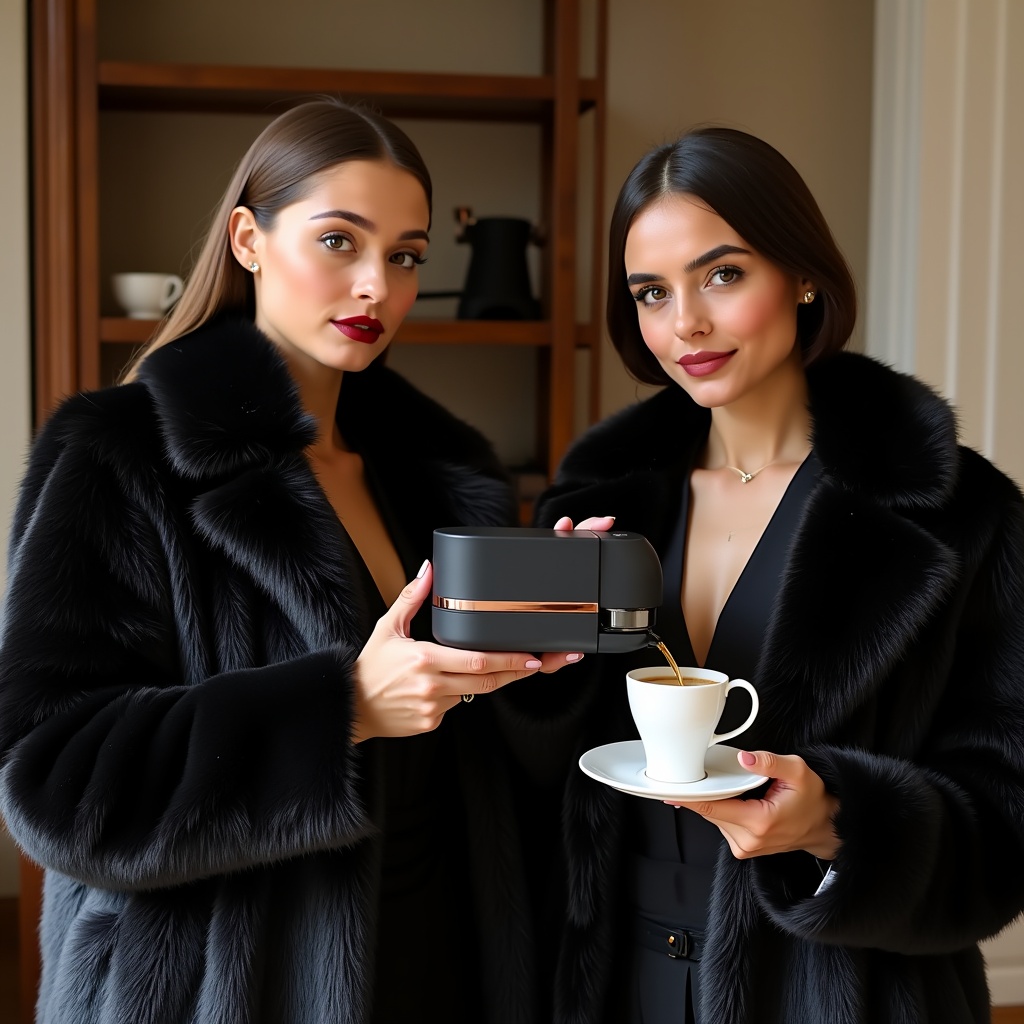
[626,244,752,286]
[683,244,751,274]
[309,209,429,242]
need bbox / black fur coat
[0,320,538,1023]
[522,352,1024,1024]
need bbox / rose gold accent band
[433,596,598,613]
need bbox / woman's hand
[552,515,616,532]
[665,750,841,861]
[351,561,571,742]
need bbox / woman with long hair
[0,97,571,1023]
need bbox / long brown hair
[122,97,432,381]
[606,126,857,387]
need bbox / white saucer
[578,741,768,801]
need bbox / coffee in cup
[112,272,184,319]
[626,666,759,784]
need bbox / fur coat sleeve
[0,320,517,895]
[0,394,369,893]
[751,441,1024,955]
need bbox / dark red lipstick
[677,350,735,377]
[331,315,384,343]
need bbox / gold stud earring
[249,261,260,273]
[803,290,816,304]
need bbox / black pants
[629,920,703,1024]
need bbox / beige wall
[0,0,32,896]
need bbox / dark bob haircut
[607,127,857,386]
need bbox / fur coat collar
[132,318,517,653]
[138,316,515,520]
[540,351,963,752]
[549,351,958,505]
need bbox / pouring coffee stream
[647,631,684,686]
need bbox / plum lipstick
[678,350,734,377]
[332,315,383,343]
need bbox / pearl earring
[803,290,816,303]
[249,261,260,273]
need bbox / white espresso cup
[112,272,184,319]
[626,666,759,784]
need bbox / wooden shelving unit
[25,2,606,1020]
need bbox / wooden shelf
[100,318,158,344]
[98,61,601,120]
[100,317,597,347]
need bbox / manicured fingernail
[415,559,429,579]
[525,659,542,669]
[566,653,583,662]
[739,750,756,766]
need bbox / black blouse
[627,453,820,1024]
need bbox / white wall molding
[941,0,968,403]
[981,0,1008,456]
[868,0,1023,484]
[869,0,1024,1001]
[865,0,922,372]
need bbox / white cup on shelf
[112,272,184,319]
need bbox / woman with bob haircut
[519,126,1024,1023]
[0,97,575,1023]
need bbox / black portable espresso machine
[431,527,663,654]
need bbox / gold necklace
[724,461,775,484]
